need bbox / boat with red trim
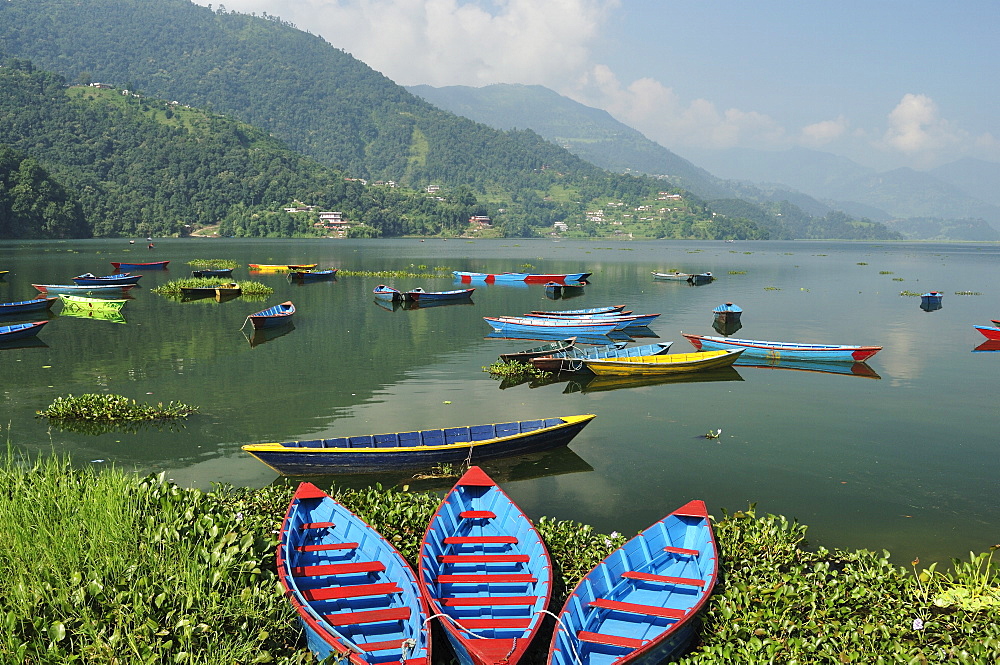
[682,333,882,362]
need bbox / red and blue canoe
[247,301,295,329]
[373,285,403,302]
[278,482,432,665]
[525,312,660,328]
[454,271,591,284]
[547,500,717,665]
[33,283,137,295]
[0,320,49,343]
[72,273,143,286]
[418,466,552,665]
[111,260,169,271]
[402,287,475,302]
[484,316,630,335]
[974,325,1000,341]
[682,333,882,362]
[0,297,57,316]
[529,305,627,316]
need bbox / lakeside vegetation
[2,449,998,663]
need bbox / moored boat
[484,316,630,336]
[249,263,318,271]
[59,294,128,311]
[547,500,717,665]
[0,297,57,316]
[373,285,403,302]
[531,342,674,373]
[191,268,234,278]
[242,414,596,475]
[277,482,432,665]
[681,333,882,362]
[0,320,49,342]
[525,312,660,328]
[974,324,1000,341]
[498,337,576,363]
[652,271,713,284]
[712,303,742,323]
[289,269,339,282]
[583,349,744,376]
[111,260,169,271]
[454,271,592,284]
[529,305,627,316]
[72,272,143,286]
[402,287,474,302]
[247,301,295,329]
[33,283,137,295]
[418,466,552,665]
[920,292,943,312]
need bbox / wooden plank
[436,573,536,584]
[302,582,402,601]
[324,607,410,626]
[663,546,699,557]
[577,631,646,649]
[622,571,707,587]
[444,535,518,544]
[353,638,405,652]
[437,554,530,563]
[297,542,359,552]
[459,510,496,519]
[300,521,335,530]
[293,561,385,577]
[441,596,538,606]
[457,618,533,629]
[589,598,685,619]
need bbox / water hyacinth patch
[36,393,198,422]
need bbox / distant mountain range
[409,84,1000,240]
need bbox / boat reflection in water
[562,366,744,393]
[246,322,295,348]
[920,291,944,312]
[712,317,743,337]
[972,340,1000,353]
[0,336,49,350]
[279,444,594,493]
[59,307,127,325]
[544,280,587,300]
[734,358,881,379]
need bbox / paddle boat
[531,342,674,373]
[277,482,432,665]
[111,260,169,271]
[242,415,596,475]
[247,301,295,329]
[402,287,475,303]
[72,272,143,286]
[419,466,552,665]
[547,500,717,665]
[33,283,137,296]
[0,297,57,316]
[484,316,631,336]
[0,320,49,343]
[453,271,591,284]
[681,333,882,362]
[373,285,403,302]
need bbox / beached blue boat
[419,466,552,665]
[547,500,717,665]
[402,287,474,302]
[290,269,339,282]
[33,283,137,296]
[682,333,882,362]
[247,301,295,329]
[277,482,432,665]
[525,312,660,328]
[111,260,169,271]
[72,273,143,286]
[531,342,674,372]
[484,316,630,336]
[242,415,596,475]
[373,285,403,302]
[454,271,592,284]
[0,320,49,343]
[529,305,627,316]
[0,297,57,316]
[191,268,234,278]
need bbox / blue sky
[194,0,1000,171]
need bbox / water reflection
[920,292,944,312]
[972,340,1000,353]
[734,358,881,379]
[58,307,127,324]
[0,336,49,350]
[562,366,744,393]
[245,322,296,347]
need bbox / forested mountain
[0,144,87,238]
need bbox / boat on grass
[247,301,295,329]
[277,482,431,665]
[418,466,551,665]
[484,316,630,336]
[583,349,744,376]
[72,272,142,286]
[0,297,57,316]
[181,283,242,301]
[33,283,137,296]
[402,287,475,302]
[191,268,234,278]
[531,342,674,373]
[547,500,717,665]
[454,271,591,284]
[0,321,49,342]
[681,333,882,362]
[373,285,403,302]
[59,294,128,311]
[974,325,1000,341]
[529,305,627,316]
[498,337,576,363]
[111,260,169,271]
[242,414,596,475]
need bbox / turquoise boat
[484,316,630,335]
[682,333,882,362]
[531,341,674,372]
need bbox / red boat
[111,260,170,271]
[974,325,1000,340]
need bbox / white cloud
[882,94,962,155]
[800,116,849,147]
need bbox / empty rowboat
[681,333,882,363]
[247,301,295,329]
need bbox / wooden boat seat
[455,618,532,629]
[293,561,385,577]
[588,598,685,620]
[621,571,707,587]
[470,424,496,440]
[302,582,402,601]
[354,638,408,652]
[441,596,538,606]
[421,430,446,446]
[444,427,472,444]
[296,439,324,448]
[324,607,410,626]
[495,423,519,437]
[398,432,420,447]
[300,521,336,530]
[374,433,398,447]
[436,573,536,583]
[437,554,529,563]
[519,420,544,432]
[458,510,496,519]
[443,535,518,545]
[577,630,646,649]
[297,542,358,552]
[349,435,375,448]
[663,546,700,557]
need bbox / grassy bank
[2,449,998,663]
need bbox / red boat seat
[436,573,535,584]
[577,631,646,649]
[441,596,538,606]
[302,582,401,601]
[443,535,518,545]
[293,561,385,577]
[324,607,410,626]
[297,542,358,552]
[458,510,496,519]
[621,571,707,587]
[300,522,335,530]
[588,598,685,619]
[663,546,700,557]
[436,554,529,563]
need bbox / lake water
[1,238,997,564]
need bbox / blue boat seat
[444,427,472,444]
[349,435,375,448]
[421,430,446,446]
[296,439,324,448]
[324,437,349,448]
[470,424,496,440]
[324,607,410,626]
[519,420,543,432]
[398,432,420,447]
[495,423,519,437]
[374,433,398,448]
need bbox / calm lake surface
[1,238,997,563]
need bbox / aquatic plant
[151,279,272,296]
[187,259,239,269]
[728,270,747,275]
[900,290,922,296]
[338,269,448,279]
[36,393,198,422]
[931,547,1000,611]
[482,360,551,381]
[955,291,983,296]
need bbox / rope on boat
[539,609,586,665]
[239,315,251,330]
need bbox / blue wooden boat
[402,287,475,302]
[529,305,627,316]
[33,283,137,295]
[486,330,635,346]
[111,260,169,271]
[242,414,596,475]
[498,337,576,363]
[0,320,49,342]
[418,466,552,665]
[454,271,592,284]
[0,297,57,316]
[373,285,403,302]
[544,282,562,298]
[484,316,630,335]
[525,313,660,328]
[247,301,295,329]
[547,500,717,665]
[712,303,741,323]
[72,272,143,286]
[682,333,882,362]
[920,291,943,312]
[278,482,432,665]
[290,269,339,282]
[651,271,713,284]
[191,268,234,278]
[531,342,674,373]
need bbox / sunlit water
[1,238,997,564]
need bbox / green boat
[58,294,128,311]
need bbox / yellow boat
[248,263,317,271]
[582,349,744,375]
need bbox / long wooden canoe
[278,482,431,665]
[59,294,128,311]
[583,350,744,376]
[0,297,57,316]
[247,301,295,329]
[498,337,575,363]
[0,320,49,342]
[682,333,882,362]
[111,260,169,271]
[484,316,630,335]
[419,466,552,665]
[531,342,673,372]
[72,272,143,286]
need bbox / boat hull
[974,325,1000,340]
[111,261,169,271]
[529,305,626,316]
[682,333,882,362]
[191,268,234,278]
[498,338,576,363]
[59,295,127,311]
[33,283,136,295]
[242,415,596,475]
[72,274,142,286]
[0,297,57,315]
[403,288,474,302]
[373,285,403,302]
[484,317,626,335]
[531,342,673,373]
[248,301,295,329]
[584,350,744,376]
[0,320,48,342]
[454,271,591,284]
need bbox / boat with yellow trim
[582,349,744,376]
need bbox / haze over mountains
[409,84,1000,241]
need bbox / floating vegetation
[764,286,781,291]
[900,290,921,296]
[483,360,551,381]
[728,270,747,275]
[36,393,198,422]
[857,262,868,265]
[411,462,465,480]
[519,263,535,269]
[893,277,904,281]
[930,547,1000,611]
[151,279,272,296]
[338,269,448,279]
[955,291,983,296]
[187,259,239,269]
[879,271,894,274]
